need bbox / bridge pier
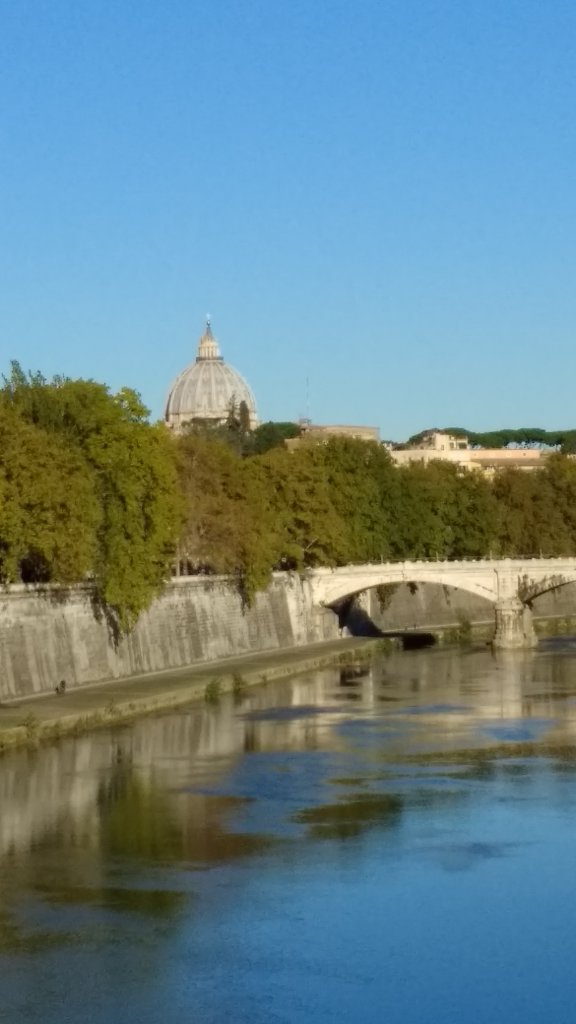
[493,598,537,649]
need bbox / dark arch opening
[401,632,437,650]
[332,582,494,641]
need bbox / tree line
[407,425,576,451]
[3,363,576,627]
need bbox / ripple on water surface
[3,644,576,1024]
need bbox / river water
[2,640,576,1023]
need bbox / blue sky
[1,0,575,440]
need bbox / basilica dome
[164,320,258,432]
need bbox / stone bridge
[308,558,576,648]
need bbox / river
[2,639,576,1023]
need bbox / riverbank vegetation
[3,363,576,625]
[0,363,180,628]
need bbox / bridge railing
[306,555,576,569]
[169,555,576,579]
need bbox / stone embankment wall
[3,573,576,703]
[0,574,337,701]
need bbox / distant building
[417,431,469,451]
[391,442,550,474]
[165,320,257,432]
[464,449,549,475]
[285,421,380,451]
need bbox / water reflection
[293,793,403,841]
[5,644,576,862]
[3,641,576,1022]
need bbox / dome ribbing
[164,320,257,432]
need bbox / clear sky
[1,0,575,440]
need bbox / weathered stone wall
[365,583,492,630]
[0,574,338,701]
[364,581,576,632]
[3,573,576,703]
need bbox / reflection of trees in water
[97,764,178,862]
[0,753,275,954]
[96,763,271,867]
[4,645,576,952]
[4,647,576,861]
[0,905,73,955]
[0,684,292,858]
[294,793,403,841]
[4,647,576,865]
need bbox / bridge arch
[315,571,498,609]
[309,558,576,648]
[319,577,496,606]
[519,572,576,604]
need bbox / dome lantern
[196,318,221,361]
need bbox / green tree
[0,364,181,627]
[304,437,397,563]
[0,406,100,583]
[257,443,348,568]
[393,462,457,559]
[559,432,576,455]
[238,400,251,436]
[449,468,500,557]
[245,421,301,456]
[492,465,570,557]
[391,461,499,560]
[176,433,280,603]
[539,455,576,552]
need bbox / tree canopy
[0,362,182,628]
[3,361,576,628]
